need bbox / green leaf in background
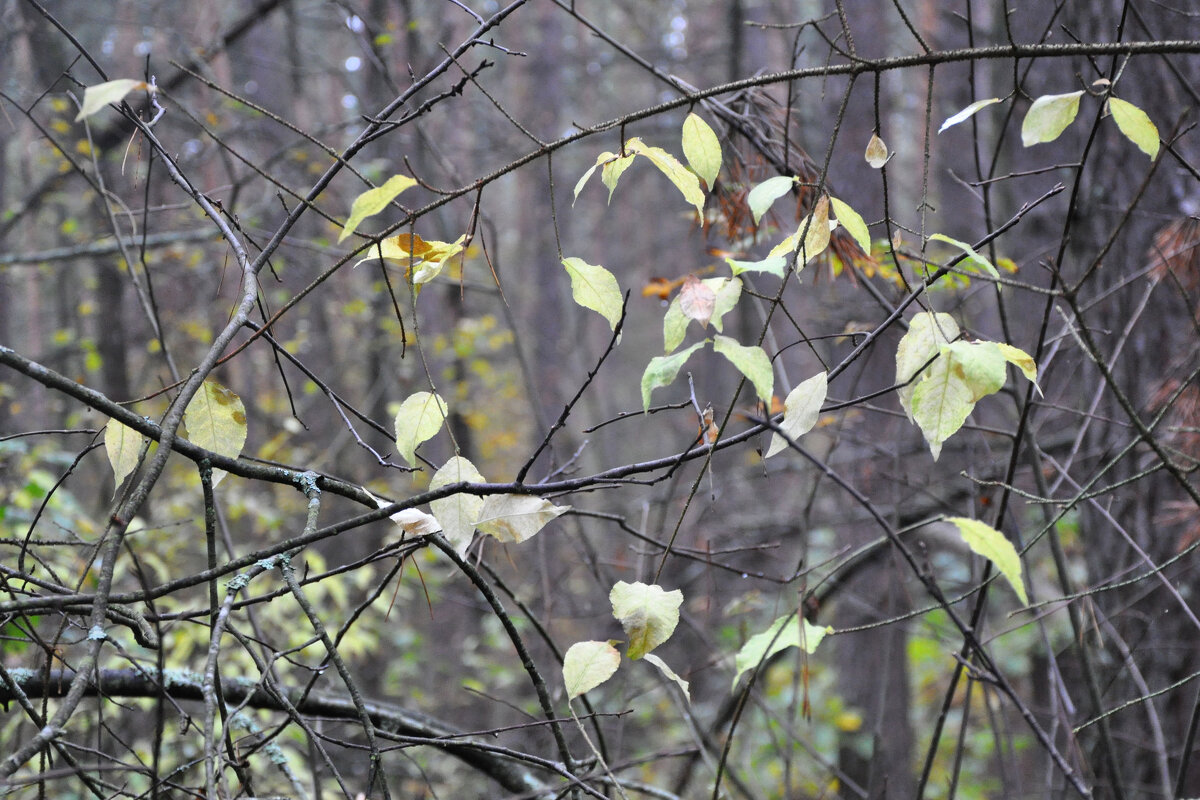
[733,614,832,690]
[641,342,703,411]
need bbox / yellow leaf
[338,175,417,242]
[393,391,447,466]
[183,380,247,486]
[625,137,705,216]
[104,418,145,489]
[681,112,721,188]
[75,79,151,122]
[563,641,621,699]
[946,517,1029,604]
[1107,97,1160,160]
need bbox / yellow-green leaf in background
[475,494,569,544]
[765,371,828,458]
[183,379,247,487]
[830,197,871,255]
[725,255,788,279]
[713,335,774,404]
[1107,97,1160,160]
[930,233,999,280]
[747,175,795,226]
[430,456,486,556]
[732,613,832,690]
[562,257,622,331]
[393,391,447,466]
[338,174,417,242]
[682,112,721,188]
[610,581,682,660]
[641,342,703,411]
[865,133,889,168]
[895,312,960,422]
[625,137,706,216]
[563,640,621,699]
[1021,91,1083,147]
[75,79,151,122]
[946,517,1029,604]
[938,97,1002,134]
[643,653,690,702]
[104,418,145,489]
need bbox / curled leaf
[625,138,706,216]
[678,275,716,328]
[643,653,690,702]
[938,97,1002,134]
[865,134,889,168]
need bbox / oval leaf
[713,335,774,403]
[641,342,704,411]
[895,311,960,422]
[183,379,247,487]
[865,134,889,168]
[610,581,682,660]
[625,138,705,216]
[475,494,569,544]
[1107,97,1159,160]
[682,113,722,188]
[678,275,716,328]
[910,357,973,461]
[338,175,418,242]
[765,371,828,458]
[105,418,145,488]
[938,97,1002,134]
[562,257,623,330]
[563,641,621,699]
[829,197,871,255]
[393,391,447,466]
[747,175,795,226]
[430,456,486,556]
[946,517,1029,605]
[75,79,149,122]
[1022,91,1083,147]
[733,614,833,690]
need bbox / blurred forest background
[2,1,1200,798]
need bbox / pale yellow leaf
[76,79,150,122]
[938,97,1002,134]
[475,495,569,544]
[1107,97,1160,160]
[338,175,417,242]
[610,581,682,660]
[430,456,486,556]
[713,335,774,403]
[766,371,828,458]
[562,257,623,330]
[563,640,621,699]
[105,418,145,488]
[393,391,447,466]
[681,112,721,188]
[895,312,960,422]
[732,614,832,690]
[643,653,690,702]
[946,517,1029,604]
[625,137,705,216]
[183,379,247,487]
[1022,91,1083,147]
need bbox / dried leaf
[678,275,716,328]
[865,134,889,168]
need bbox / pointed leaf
[430,456,486,556]
[643,653,690,702]
[682,113,722,188]
[747,175,795,226]
[75,79,149,122]
[641,342,704,411]
[733,614,833,690]
[895,312,960,421]
[713,335,773,403]
[768,197,834,268]
[766,371,828,458]
[601,153,636,202]
[1107,97,1159,160]
[1022,91,1083,146]
[183,380,247,487]
[475,494,569,544]
[626,138,706,216]
[946,517,1029,604]
[679,275,716,328]
[393,391,447,466]
[610,581,682,660]
[708,277,742,333]
[563,641,621,699]
[105,418,145,488]
[865,134,889,168]
[725,255,787,278]
[573,151,614,205]
[662,299,689,354]
[910,357,974,461]
[938,97,1002,134]
[996,342,1040,392]
[338,175,418,242]
[562,257,623,330]
[830,197,871,255]
[930,233,999,280]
